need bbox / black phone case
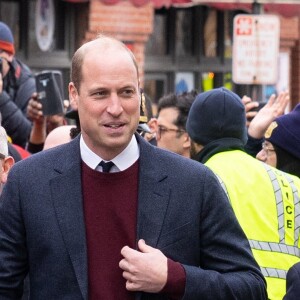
[35,71,64,116]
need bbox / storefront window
[204,9,217,57]
[224,11,233,58]
[145,12,167,56]
[175,9,193,56]
[144,74,167,108]
[175,72,194,93]
[145,6,234,100]
[0,1,20,50]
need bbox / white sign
[35,0,55,52]
[232,14,280,85]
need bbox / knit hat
[0,22,15,55]
[186,87,248,145]
[265,103,300,160]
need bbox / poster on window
[35,0,55,52]
[175,72,194,94]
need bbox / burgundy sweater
[82,160,185,299]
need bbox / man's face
[256,141,277,168]
[69,44,140,160]
[156,107,189,157]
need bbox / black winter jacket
[0,58,35,147]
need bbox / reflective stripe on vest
[215,174,230,200]
[249,240,300,257]
[262,164,285,243]
[260,267,287,279]
[285,172,300,247]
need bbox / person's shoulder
[13,58,34,85]
[138,134,205,167]
[13,137,79,171]
[14,58,32,74]
[145,142,209,177]
[290,262,300,274]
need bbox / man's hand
[27,93,44,122]
[119,239,167,293]
[241,95,259,127]
[248,91,289,139]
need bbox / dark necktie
[99,161,114,173]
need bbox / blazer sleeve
[181,168,267,300]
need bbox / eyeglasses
[0,153,5,160]
[262,142,275,156]
[157,125,185,139]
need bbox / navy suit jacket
[283,262,300,300]
[0,135,267,299]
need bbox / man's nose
[107,94,123,116]
[256,149,266,162]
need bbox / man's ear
[183,133,191,149]
[68,82,79,110]
[147,118,158,133]
[1,156,14,184]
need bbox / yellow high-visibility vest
[205,150,300,300]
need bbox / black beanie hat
[186,87,248,146]
[265,103,300,160]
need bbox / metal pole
[250,0,263,101]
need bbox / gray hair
[0,127,8,157]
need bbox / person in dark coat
[0,21,36,147]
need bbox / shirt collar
[80,135,140,171]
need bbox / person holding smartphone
[0,21,36,148]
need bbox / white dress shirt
[80,135,140,172]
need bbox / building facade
[1,0,299,109]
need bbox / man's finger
[120,245,132,257]
[126,280,140,291]
[119,258,130,271]
[138,239,155,253]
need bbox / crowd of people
[0,21,299,299]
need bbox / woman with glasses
[256,104,300,178]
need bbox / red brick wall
[84,0,154,87]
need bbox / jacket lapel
[136,136,171,248]
[49,136,170,300]
[51,140,88,300]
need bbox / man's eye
[94,91,107,97]
[121,89,135,97]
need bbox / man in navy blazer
[0,36,267,299]
[283,262,300,300]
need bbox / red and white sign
[232,14,280,85]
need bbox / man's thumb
[138,239,154,253]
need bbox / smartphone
[35,70,64,116]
